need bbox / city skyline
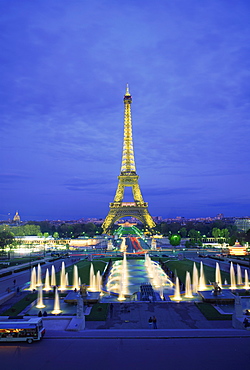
[1,1,250,221]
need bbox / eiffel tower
[102,85,155,234]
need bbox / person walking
[148,316,153,329]
[152,316,157,329]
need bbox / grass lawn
[164,259,231,285]
[2,292,38,316]
[195,302,232,320]
[85,303,109,321]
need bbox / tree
[53,232,59,239]
[212,228,221,240]
[169,234,181,246]
[0,231,15,249]
[179,227,187,238]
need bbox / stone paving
[86,302,232,330]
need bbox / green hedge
[0,270,12,278]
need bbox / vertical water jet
[36,263,42,286]
[173,276,181,301]
[36,285,45,308]
[44,268,51,291]
[199,261,206,290]
[185,271,193,298]
[230,262,236,289]
[244,269,249,290]
[237,264,242,285]
[72,265,79,290]
[215,262,222,287]
[51,265,56,287]
[29,267,37,290]
[52,287,62,315]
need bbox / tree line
[154,220,250,246]
[0,219,249,249]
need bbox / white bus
[0,316,45,343]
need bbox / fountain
[29,266,36,290]
[199,261,206,290]
[51,265,56,287]
[88,263,96,291]
[215,262,222,287]
[117,278,126,301]
[237,264,242,285]
[151,238,157,250]
[244,269,249,290]
[116,253,129,299]
[36,263,42,286]
[107,239,114,251]
[172,276,182,301]
[72,265,79,290]
[185,271,193,298]
[106,256,173,300]
[144,254,172,292]
[120,253,129,295]
[44,268,51,291]
[59,261,67,291]
[96,270,102,292]
[192,263,199,294]
[36,285,45,308]
[51,287,62,315]
[120,237,127,252]
[230,262,236,289]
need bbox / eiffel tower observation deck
[102,85,155,234]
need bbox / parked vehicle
[0,316,45,343]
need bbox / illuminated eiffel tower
[102,85,155,234]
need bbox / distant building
[235,218,250,232]
[13,211,21,224]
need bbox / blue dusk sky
[0,0,250,221]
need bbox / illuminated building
[102,85,155,234]
[228,241,247,256]
[235,218,250,232]
[13,211,20,224]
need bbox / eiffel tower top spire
[125,83,130,96]
[121,84,136,174]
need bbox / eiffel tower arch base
[102,203,155,234]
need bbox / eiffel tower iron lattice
[102,85,156,234]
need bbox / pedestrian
[148,316,153,329]
[243,318,250,328]
[13,279,16,286]
[152,316,157,329]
